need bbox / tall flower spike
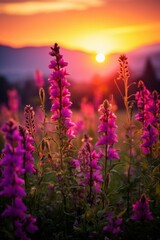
[96,100,119,197]
[135,81,159,154]
[117,54,130,81]
[150,90,160,131]
[131,194,153,221]
[0,119,38,239]
[96,100,119,161]
[135,80,153,125]
[7,89,20,113]
[0,120,25,198]
[141,124,158,155]
[71,134,103,203]
[19,126,36,174]
[116,54,131,123]
[24,105,35,136]
[103,211,123,236]
[34,69,44,88]
[48,43,75,139]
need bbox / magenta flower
[19,126,36,174]
[108,148,119,160]
[82,136,103,194]
[135,81,159,154]
[48,43,75,140]
[34,69,44,88]
[0,121,25,198]
[14,214,37,240]
[141,124,158,154]
[71,135,103,203]
[7,89,20,113]
[131,194,153,221]
[70,159,80,168]
[96,100,119,197]
[135,80,153,124]
[2,197,27,219]
[73,120,84,136]
[96,100,119,161]
[103,211,123,236]
[150,90,160,134]
[0,119,38,239]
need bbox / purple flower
[103,211,123,236]
[131,194,153,221]
[108,148,119,160]
[48,43,75,140]
[135,81,159,154]
[141,124,158,154]
[7,89,20,113]
[19,126,36,174]
[150,90,160,136]
[2,197,27,219]
[70,159,80,168]
[34,69,44,88]
[0,121,25,198]
[96,100,119,161]
[71,135,103,201]
[0,119,38,239]
[135,81,152,123]
[14,215,38,240]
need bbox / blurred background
[0,0,160,111]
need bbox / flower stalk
[0,119,37,239]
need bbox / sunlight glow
[70,22,160,54]
[0,0,104,15]
[96,53,105,63]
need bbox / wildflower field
[0,43,160,240]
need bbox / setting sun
[96,53,106,63]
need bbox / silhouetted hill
[0,43,160,83]
[0,45,110,82]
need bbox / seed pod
[24,105,35,136]
[39,87,45,106]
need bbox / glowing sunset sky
[0,0,160,54]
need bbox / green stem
[89,149,93,205]
[102,145,108,208]
[127,140,132,216]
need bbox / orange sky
[0,0,160,54]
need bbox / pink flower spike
[96,99,119,160]
[0,120,38,239]
[34,69,44,88]
[131,194,153,221]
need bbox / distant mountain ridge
[0,43,160,82]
